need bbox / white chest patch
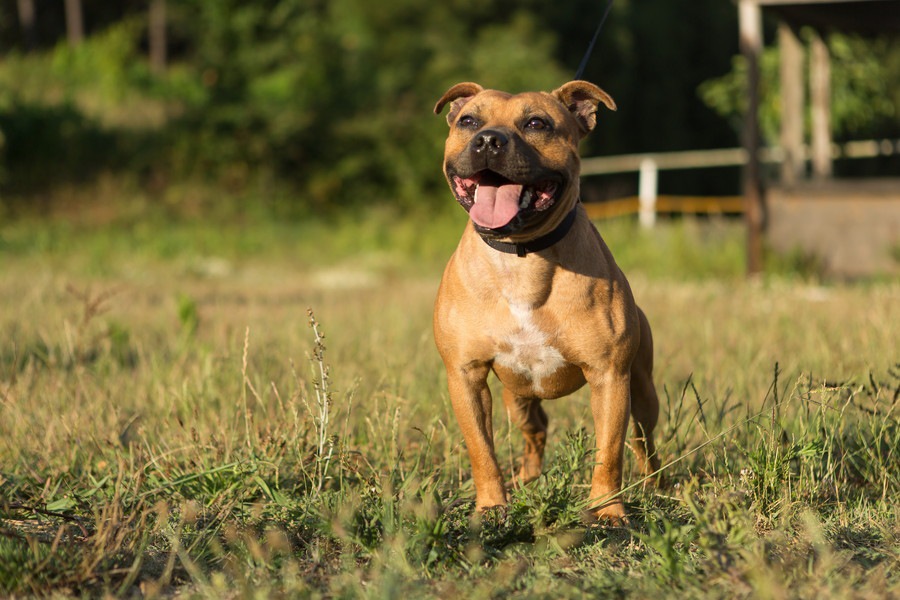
[494,303,566,394]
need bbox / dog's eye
[458,115,479,128]
[525,117,549,131]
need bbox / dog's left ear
[551,80,616,136]
[434,82,484,126]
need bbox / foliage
[0,20,203,193]
[699,30,900,145]
[1,0,747,211]
[3,2,900,212]
[0,1,572,210]
[828,34,900,134]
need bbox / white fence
[580,139,900,227]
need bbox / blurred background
[0,0,898,276]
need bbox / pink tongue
[470,183,523,229]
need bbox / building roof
[756,0,900,35]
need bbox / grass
[1,205,898,598]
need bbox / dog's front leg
[447,362,507,510]
[585,367,632,524]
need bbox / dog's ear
[551,80,616,136]
[434,82,484,125]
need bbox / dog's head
[434,81,615,240]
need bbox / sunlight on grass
[1,212,898,597]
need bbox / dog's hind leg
[502,388,548,486]
[630,307,661,479]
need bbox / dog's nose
[473,129,508,154]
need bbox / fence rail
[581,138,900,225]
[583,195,745,221]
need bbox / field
[1,207,898,598]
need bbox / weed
[305,308,337,494]
[176,294,199,340]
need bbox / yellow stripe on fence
[583,197,639,219]
[584,195,745,220]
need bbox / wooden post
[739,0,765,275]
[779,23,804,186]
[810,30,832,179]
[149,0,167,73]
[638,158,658,229]
[64,0,84,47]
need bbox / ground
[1,212,898,597]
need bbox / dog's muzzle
[449,169,562,233]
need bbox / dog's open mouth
[451,171,559,230]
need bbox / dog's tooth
[520,189,533,209]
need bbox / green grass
[1,209,898,597]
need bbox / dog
[432,80,661,523]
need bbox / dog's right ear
[551,80,616,137]
[434,82,484,125]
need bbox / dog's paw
[584,503,630,527]
[474,501,508,514]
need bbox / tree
[64,0,84,47]
[16,0,37,50]
[149,0,166,72]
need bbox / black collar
[478,207,578,257]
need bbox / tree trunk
[149,0,167,73]
[64,0,84,47]
[17,0,37,50]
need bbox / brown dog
[432,81,661,523]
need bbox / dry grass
[1,215,898,597]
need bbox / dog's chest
[493,303,566,391]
